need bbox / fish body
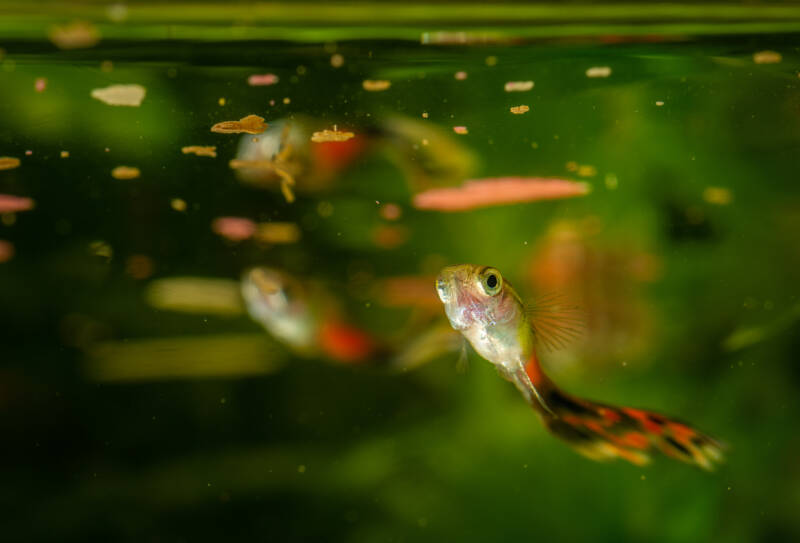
[241,267,319,355]
[436,264,723,469]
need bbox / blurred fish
[232,115,477,198]
[436,264,724,469]
[242,266,458,369]
[527,220,659,365]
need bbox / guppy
[436,264,723,469]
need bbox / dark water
[1,22,800,543]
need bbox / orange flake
[311,128,355,143]
[211,114,267,134]
[60,150,69,158]
[212,217,256,242]
[753,50,782,64]
[111,166,140,180]
[0,157,21,170]
[413,177,590,212]
[0,194,34,213]
[181,146,217,158]
[453,126,468,135]
[247,73,279,86]
[0,240,14,263]
[504,81,534,92]
[363,79,391,91]
[510,105,530,114]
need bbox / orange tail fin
[525,361,724,470]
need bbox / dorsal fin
[525,293,584,352]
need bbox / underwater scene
[1,3,800,542]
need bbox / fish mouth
[435,274,451,304]
[435,266,475,330]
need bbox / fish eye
[480,268,502,296]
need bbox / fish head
[436,264,521,332]
[241,267,317,351]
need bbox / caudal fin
[541,387,725,470]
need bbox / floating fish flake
[211,114,267,134]
[504,81,534,92]
[311,128,355,143]
[586,66,612,78]
[91,84,146,106]
[0,157,21,170]
[181,145,217,158]
[753,50,782,64]
[212,217,257,242]
[247,73,279,86]
[111,166,140,179]
[0,194,34,212]
[413,177,590,212]
[363,80,391,92]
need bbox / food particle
[0,194,34,212]
[211,114,267,134]
[212,217,257,242]
[181,146,217,158]
[311,128,355,143]
[753,50,782,64]
[363,79,391,91]
[586,66,612,78]
[111,166,140,180]
[504,81,533,92]
[413,177,590,212]
[170,198,187,212]
[91,84,146,106]
[247,73,279,86]
[0,157,21,170]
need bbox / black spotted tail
[523,359,724,470]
